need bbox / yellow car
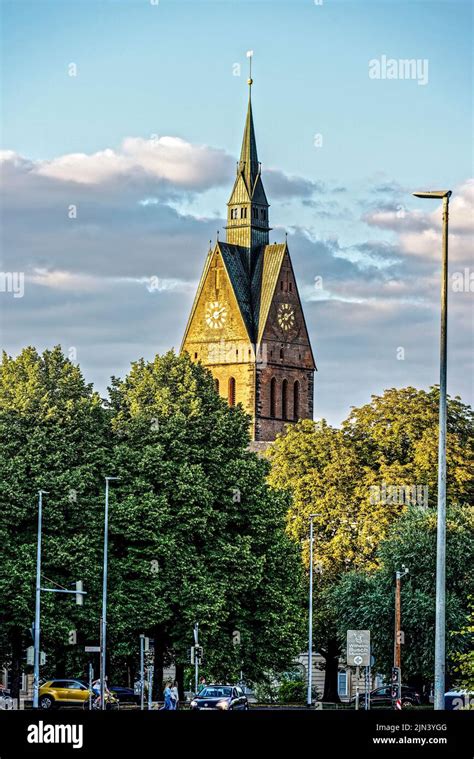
[39,679,91,709]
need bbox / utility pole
[88,662,93,711]
[307,513,321,708]
[100,476,119,711]
[394,573,401,669]
[412,189,451,710]
[147,666,154,710]
[194,622,199,694]
[140,634,145,711]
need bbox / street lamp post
[307,513,321,708]
[394,565,409,706]
[412,189,452,710]
[33,489,86,709]
[101,476,119,711]
[33,490,47,709]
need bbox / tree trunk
[10,629,23,700]
[175,662,185,701]
[153,626,166,700]
[322,638,341,703]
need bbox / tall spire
[239,90,260,195]
[225,53,270,252]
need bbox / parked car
[109,685,140,704]
[190,685,249,711]
[350,685,421,709]
[39,679,90,709]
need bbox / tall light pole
[101,476,119,710]
[33,490,47,709]
[412,189,451,710]
[393,565,409,706]
[307,513,321,708]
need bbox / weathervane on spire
[246,50,254,88]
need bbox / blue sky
[1,0,472,424]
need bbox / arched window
[270,377,277,418]
[279,348,284,360]
[293,380,300,420]
[228,377,236,406]
[282,379,288,419]
[214,378,219,394]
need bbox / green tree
[331,504,473,699]
[267,387,473,701]
[106,351,306,694]
[0,347,110,697]
[452,597,474,692]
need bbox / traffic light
[26,646,34,666]
[75,580,83,605]
[195,645,204,662]
[190,647,195,664]
[40,652,47,666]
[391,666,401,700]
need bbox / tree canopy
[0,347,306,696]
[266,386,474,700]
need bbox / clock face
[205,301,227,329]
[277,303,296,332]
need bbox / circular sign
[354,655,363,665]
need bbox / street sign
[84,646,100,653]
[347,630,371,667]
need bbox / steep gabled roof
[256,243,287,344]
[217,242,255,341]
[180,246,214,352]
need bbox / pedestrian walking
[171,681,179,710]
[161,681,173,710]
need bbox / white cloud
[2,137,234,191]
[363,179,473,264]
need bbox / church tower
[181,73,316,443]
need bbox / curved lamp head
[412,190,452,199]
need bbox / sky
[1,0,473,425]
